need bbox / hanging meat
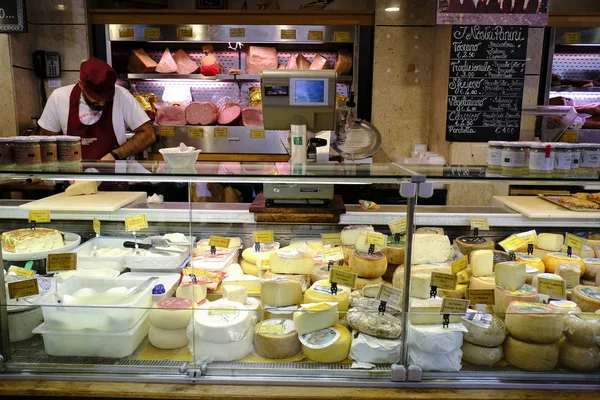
[155,48,178,74]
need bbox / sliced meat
[156,48,177,74]
[242,106,264,127]
[286,53,310,70]
[549,96,575,107]
[246,46,278,74]
[576,103,600,116]
[218,105,242,125]
[583,116,600,129]
[128,49,157,73]
[185,102,219,125]
[310,54,331,70]
[334,50,352,75]
[156,105,187,126]
[174,49,199,74]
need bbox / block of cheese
[304,280,350,313]
[558,337,600,371]
[240,259,259,276]
[262,270,309,292]
[462,342,503,366]
[176,281,208,303]
[261,278,302,306]
[148,325,189,350]
[270,251,314,275]
[572,285,600,312]
[362,283,381,298]
[504,336,559,372]
[555,263,582,288]
[300,324,351,363]
[561,244,595,259]
[65,181,98,196]
[416,227,444,235]
[505,302,563,344]
[494,262,526,291]
[412,234,454,264]
[549,300,580,314]
[409,297,462,325]
[493,284,537,317]
[563,313,600,347]
[293,302,339,334]
[253,319,301,359]
[471,250,494,277]
[222,275,261,293]
[469,275,496,290]
[455,236,495,259]
[150,297,194,330]
[438,283,468,299]
[348,251,387,278]
[222,285,248,304]
[410,273,431,299]
[407,322,464,353]
[537,233,564,251]
[340,225,374,246]
[191,299,252,343]
[462,314,506,347]
[241,242,280,264]
[244,297,260,326]
[189,330,253,363]
[349,332,402,364]
[354,231,385,253]
[227,263,244,279]
[262,304,298,320]
[456,268,472,284]
[583,258,600,281]
[383,237,405,265]
[355,276,383,290]
[542,252,585,276]
[346,308,403,339]
[531,273,566,297]
[525,266,541,285]
[392,263,451,288]
[515,253,546,273]
[1,228,64,253]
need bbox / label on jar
[0,145,14,164]
[501,149,525,168]
[581,150,600,169]
[14,145,41,165]
[529,151,554,171]
[487,148,502,166]
[58,142,82,162]
[554,151,573,170]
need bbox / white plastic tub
[33,311,150,358]
[74,237,134,272]
[125,235,194,271]
[119,272,181,303]
[9,307,43,342]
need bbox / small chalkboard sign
[0,0,27,33]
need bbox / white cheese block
[462,341,503,366]
[531,273,566,298]
[407,347,462,372]
[494,261,526,291]
[243,297,261,326]
[563,314,600,347]
[407,322,464,353]
[393,263,452,289]
[412,234,454,264]
[558,338,600,371]
[556,263,582,288]
[222,285,248,304]
[469,275,495,290]
[549,300,580,314]
[348,251,387,278]
[349,332,402,364]
[262,270,310,292]
[346,308,403,339]
[583,258,600,281]
[150,297,194,330]
[462,314,506,347]
[493,284,537,317]
[176,281,208,303]
[300,324,351,363]
[270,252,314,275]
[253,319,301,359]
[261,279,303,306]
[362,283,381,298]
[340,225,374,246]
[189,330,253,363]
[354,231,384,253]
[65,181,98,196]
[410,273,431,299]
[572,285,600,312]
[149,325,189,350]
[262,304,298,320]
[504,302,563,344]
[537,233,564,251]
[191,299,252,343]
[409,297,462,325]
[293,302,339,334]
[304,280,350,313]
[222,275,261,293]
[471,250,494,277]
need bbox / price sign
[177,27,194,39]
[562,130,578,143]
[470,217,489,231]
[214,127,228,138]
[538,277,566,299]
[188,127,204,138]
[322,247,344,262]
[431,272,457,290]
[230,27,246,38]
[28,210,50,223]
[451,256,468,275]
[564,32,581,44]
[7,266,35,277]
[329,268,357,288]
[119,27,134,38]
[321,233,341,246]
[281,29,297,40]
[258,323,285,334]
[159,126,175,137]
[47,253,77,272]
[516,230,537,245]
[334,31,350,42]
[466,289,495,305]
[366,232,386,247]
[254,230,274,243]
[250,129,265,139]
[499,235,526,252]
[7,279,39,299]
[209,236,231,248]
[441,298,470,314]
[388,218,407,235]
[376,284,402,308]
[565,233,584,252]
[308,30,324,41]
[144,28,160,39]
[125,214,148,232]
[93,218,101,236]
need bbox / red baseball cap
[79,57,116,102]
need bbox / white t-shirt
[38,84,150,146]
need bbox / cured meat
[156,105,187,126]
[156,48,177,74]
[333,50,352,75]
[549,96,575,107]
[576,103,600,116]
[309,54,331,70]
[246,46,278,74]
[583,116,600,129]
[218,105,242,125]
[286,53,310,70]
[278,64,286,69]
[228,68,242,75]
[185,102,219,125]
[560,78,593,88]
[173,49,199,74]
[200,54,219,76]
[242,106,263,127]
[128,49,157,73]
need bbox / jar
[571,143,581,172]
[0,137,14,167]
[38,136,58,163]
[501,142,527,176]
[579,143,600,175]
[528,143,554,175]
[57,136,82,162]
[13,136,41,166]
[487,141,504,172]
[553,143,573,176]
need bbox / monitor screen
[289,78,329,106]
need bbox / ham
[218,105,242,125]
[246,46,278,74]
[310,54,331,70]
[128,49,157,73]
[286,53,310,70]
[185,102,219,125]
[156,105,187,126]
[156,48,177,74]
[242,106,263,127]
[174,49,199,74]
[334,50,352,75]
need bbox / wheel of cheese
[241,242,280,265]
[504,302,563,344]
[348,251,387,278]
[340,225,373,246]
[354,276,383,290]
[492,250,511,266]
[253,319,301,359]
[240,259,259,276]
[572,285,600,312]
[354,231,384,253]
[542,252,585,276]
[582,258,600,281]
[461,342,503,366]
[469,275,495,290]
[416,227,444,235]
[561,244,595,259]
[150,297,194,330]
[346,307,402,339]
[382,244,405,265]
[270,251,314,275]
[176,281,208,303]
[558,338,600,371]
[549,300,580,314]
[515,254,545,273]
[504,336,559,372]
[262,270,309,292]
[148,325,189,350]
[304,280,350,313]
[342,245,355,264]
[191,299,252,344]
[525,266,541,285]
[462,314,506,347]
[455,236,495,259]
[300,324,351,363]
[493,284,537,317]
[563,313,600,347]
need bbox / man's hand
[100,153,115,161]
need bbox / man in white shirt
[38,57,155,160]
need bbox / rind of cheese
[382,244,405,265]
[253,319,301,359]
[340,225,374,246]
[348,251,387,278]
[191,299,252,344]
[438,283,468,299]
[494,262,526,291]
[241,242,279,265]
[65,181,98,196]
[222,285,248,304]
[504,336,559,372]
[537,233,564,251]
[410,273,431,299]
[548,300,580,314]
[304,280,350,313]
[525,266,541,285]
[300,324,351,363]
[342,245,355,264]
[558,338,600,371]
[346,307,402,339]
[240,259,259,276]
[354,276,383,290]
[148,325,189,350]
[354,231,384,253]
[150,297,193,329]
[563,314,600,347]
[456,268,472,284]
[572,285,600,312]
[504,302,563,344]
[555,263,581,288]
[542,252,585,276]
[2,228,64,253]
[262,270,309,292]
[261,279,303,306]
[515,253,546,273]
[561,244,595,259]
[469,275,495,290]
[493,284,537,317]
[471,250,494,277]
[270,252,314,275]
[293,302,339,334]
[462,341,503,366]
[583,258,600,281]
[413,234,454,264]
[462,314,506,347]
[455,236,495,259]
[176,281,208,303]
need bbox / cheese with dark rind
[346,307,402,339]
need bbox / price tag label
[431,272,457,290]
[258,323,285,334]
[376,284,402,308]
[209,305,237,315]
[7,266,36,277]
[466,289,495,305]
[144,27,161,39]
[159,126,175,137]
[516,230,537,245]
[366,232,386,247]
[93,218,101,236]
[28,210,50,223]
[322,247,344,262]
[321,233,341,246]
[499,235,526,252]
[230,27,246,38]
[188,127,204,138]
[562,130,578,143]
[308,30,324,41]
[7,279,39,299]
[125,214,148,232]
[564,32,581,43]
[47,253,77,272]
[214,127,228,138]
[334,31,350,42]
[388,218,406,235]
[329,268,357,288]
[119,27,134,38]
[451,256,468,275]
[441,298,470,314]
[250,129,265,139]
[281,29,297,40]
[470,217,489,231]
[177,27,194,39]
[254,230,274,243]
[565,233,584,252]
[209,236,231,248]
[333,265,352,272]
[538,277,566,299]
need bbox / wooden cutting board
[493,195,600,219]
[19,192,147,212]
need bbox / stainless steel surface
[332,119,382,160]
[0,247,9,363]
[400,184,416,367]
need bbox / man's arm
[101,121,156,160]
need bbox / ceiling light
[385,7,400,12]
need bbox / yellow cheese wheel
[504,336,559,372]
[493,284,537,317]
[572,285,600,312]
[515,254,545,273]
[505,302,563,344]
[242,244,278,265]
[240,259,259,276]
[382,244,405,265]
[304,279,350,314]
[541,252,585,276]
[348,251,387,278]
[342,245,355,264]
[300,324,351,363]
[469,275,495,290]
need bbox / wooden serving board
[493,195,600,219]
[19,192,147,212]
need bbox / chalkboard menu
[446,25,528,142]
[0,0,27,33]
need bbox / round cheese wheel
[516,254,545,273]
[382,244,405,265]
[191,299,252,344]
[561,244,595,259]
[581,279,596,286]
[470,275,495,290]
[549,300,580,314]
[461,341,503,366]
[542,253,585,276]
[354,231,384,253]
[348,251,387,278]
[572,285,600,312]
[253,319,301,359]
[300,324,351,363]
[270,252,314,275]
[583,258,600,281]
[525,266,541,285]
[240,259,259,276]
[531,273,566,296]
[342,245,355,264]
[340,225,373,246]
[310,263,330,285]
[493,284,537,317]
[176,281,207,303]
[150,297,193,330]
[455,236,495,259]
[558,338,600,371]
[346,308,402,339]
[242,242,279,265]
[563,313,600,347]
[492,250,512,266]
[505,302,563,344]
[148,325,189,350]
[504,336,559,372]
[304,279,350,313]
[354,276,383,290]
[462,314,506,347]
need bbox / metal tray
[537,193,600,212]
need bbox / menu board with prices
[446,25,528,142]
[0,0,27,32]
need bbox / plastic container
[501,142,527,176]
[580,143,600,175]
[0,137,14,167]
[33,311,150,358]
[487,141,504,172]
[74,237,135,272]
[8,307,43,342]
[13,136,41,166]
[528,143,554,176]
[159,147,201,169]
[125,235,194,271]
[57,136,82,162]
[553,143,573,176]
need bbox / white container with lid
[487,141,504,171]
[528,143,554,174]
[501,142,527,175]
[579,143,600,173]
[553,143,573,173]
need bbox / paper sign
[214,127,228,138]
[254,230,274,243]
[28,210,50,223]
[322,247,344,262]
[389,218,407,235]
[441,298,470,314]
[119,27,134,38]
[321,233,341,246]
[466,289,495,305]
[93,218,101,236]
[517,230,537,245]
[564,32,581,43]
[250,129,265,139]
[230,28,246,38]
[159,126,175,137]
[376,284,402,309]
[209,236,231,248]
[188,127,204,138]
[281,29,296,40]
[144,28,160,39]
[333,265,352,272]
[47,253,77,272]
[258,324,285,334]
[565,233,584,252]
[308,30,324,41]
[451,256,468,275]
[499,235,526,252]
[334,31,350,42]
[177,27,194,39]
[125,214,148,232]
[8,279,39,299]
[562,130,578,143]
[366,232,386,247]
[538,277,566,299]
[470,218,489,231]
[329,268,357,288]
[7,266,35,277]
[431,272,457,290]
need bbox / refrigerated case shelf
[125,73,354,83]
